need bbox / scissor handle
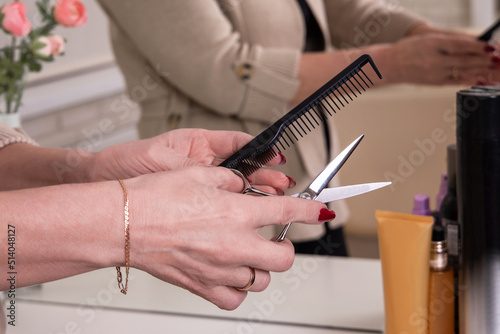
[275,223,291,242]
[230,169,277,197]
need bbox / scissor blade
[291,182,391,203]
[301,135,364,199]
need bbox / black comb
[220,54,382,177]
[478,17,500,42]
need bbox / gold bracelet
[116,179,130,295]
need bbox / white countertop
[12,255,384,333]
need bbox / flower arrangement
[0,0,86,115]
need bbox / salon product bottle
[412,194,432,216]
[440,145,458,264]
[440,144,458,334]
[435,173,447,216]
[457,88,500,333]
[428,223,454,334]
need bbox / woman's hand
[294,28,500,105]
[383,32,500,85]
[0,164,333,307]
[87,128,292,190]
[125,166,334,310]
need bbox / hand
[87,128,292,190]
[124,166,334,310]
[385,32,500,85]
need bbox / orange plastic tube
[376,210,433,334]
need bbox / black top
[296,0,325,52]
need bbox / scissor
[231,134,391,242]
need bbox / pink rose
[54,0,87,27]
[47,34,65,55]
[36,35,65,57]
[1,2,32,37]
[36,36,52,57]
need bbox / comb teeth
[478,18,500,42]
[490,29,500,45]
[220,54,382,177]
[238,148,278,176]
[273,66,378,155]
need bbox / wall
[385,0,497,28]
[1,0,493,257]
[7,0,494,149]
[0,0,139,148]
[334,84,462,236]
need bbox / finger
[198,285,248,311]
[444,66,500,85]
[445,54,495,69]
[249,168,295,190]
[198,166,247,193]
[204,269,270,309]
[206,167,285,195]
[183,267,268,310]
[204,130,254,159]
[231,267,271,293]
[246,196,331,228]
[438,36,489,55]
[247,268,271,292]
[239,236,296,272]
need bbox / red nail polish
[246,178,252,184]
[318,208,336,221]
[275,188,285,196]
[286,176,296,188]
[491,55,500,64]
[485,44,496,53]
[278,153,286,165]
[476,78,488,86]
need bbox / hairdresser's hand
[124,166,334,310]
[382,32,500,85]
[87,128,293,191]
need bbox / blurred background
[2,0,499,258]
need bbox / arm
[97,0,300,124]
[0,167,332,310]
[289,0,500,104]
[325,0,424,47]
[0,128,291,191]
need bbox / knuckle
[218,293,245,311]
[276,200,294,226]
[276,246,295,271]
[259,271,271,289]
[274,173,290,189]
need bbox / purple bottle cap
[413,194,432,216]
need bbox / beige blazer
[97,0,421,241]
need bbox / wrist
[72,150,98,183]
[355,44,402,85]
[85,181,128,269]
[406,22,447,36]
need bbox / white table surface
[11,255,385,333]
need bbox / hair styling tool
[219,54,382,177]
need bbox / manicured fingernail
[318,208,336,221]
[484,44,496,53]
[286,176,296,188]
[491,55,500,64]
[476,78,488,86]
[278,153,286,165]
[246,178,252,184]
[275,188,285,196]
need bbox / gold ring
[235,267,256,291]
[452,66,460,81]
